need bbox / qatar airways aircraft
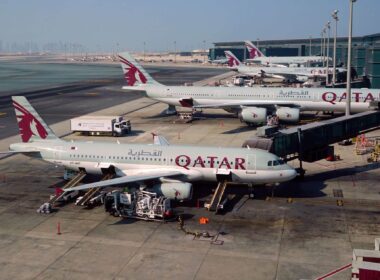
[245,41,327,66]
[1,96,296,198]
[119,52,379,125]
[225,51,346,83]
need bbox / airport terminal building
[210,33,380,87]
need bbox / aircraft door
[246,154,256,174]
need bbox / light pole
[309,35,312,56]
[346,0,357,116]
[326,21,331,84]
[332,10,339,85]
[203,40,206,62]
[174,41,177,63]
[322,28,326,67]
[143,41,146,61]
[320,31,324,64]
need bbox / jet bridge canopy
[243,110,380,162]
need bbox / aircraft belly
[238,170,289,184]
[305,102,369,112]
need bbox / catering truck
[70,116,131,137]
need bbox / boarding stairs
[206,180,229,213]
[49,171,87,205]
[76,173,115,206]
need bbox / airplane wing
[193,101,300,110]
[64,170,183,192]
[0,150,40,154]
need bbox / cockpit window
[268,159,285,166]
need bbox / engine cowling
[239,107,267,125]
[276,107,300,123]
[149,182,193,200]
[296,75,309,82]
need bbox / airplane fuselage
[247,56,327,65]
[138,85,379,113]
[11,140,296,185]
[235,65,346,79]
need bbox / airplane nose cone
[279,167,297,181]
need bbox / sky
[0,0,379,52]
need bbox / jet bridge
[243,110,380,164]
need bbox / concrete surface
[0,64,380,280]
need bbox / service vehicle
[70,115,131,137]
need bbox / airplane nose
[280,167,297,181]
[285,167,297,180]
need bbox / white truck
[70,116,131,137]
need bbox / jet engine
[149,182,193,200]
[275,107,300,123]
[239,107,267,125]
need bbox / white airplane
[245,41,328,66]
[2,96,297,198]
[225,51,346,83]
[119,52,379,125]
[208,56,228,65]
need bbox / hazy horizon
[1,0,379,53]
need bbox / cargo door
[246,154,256,174]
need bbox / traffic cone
[57,222,61,235]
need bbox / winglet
[152,133,170,146]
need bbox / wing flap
[0,150,40,154]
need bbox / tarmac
[0,65,380,280]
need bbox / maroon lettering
[207,156,217,168]
[364,93,374,102]
[322,92,337,104]
[235,158,246,170]
[218,157,231,169]
[353,92,361,102]
[193,156,205,168]
[175,155,191,170]
[338,92,347,102]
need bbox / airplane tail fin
[224,51,241,67]
[244,41,265,59]
[12,96,60,143]
[118,52,162,86]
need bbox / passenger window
[273,161,279,166]
[268,161,272,166]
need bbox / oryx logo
[246,43,262,59]
[13,101,47,142]
[118,55,147,86]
